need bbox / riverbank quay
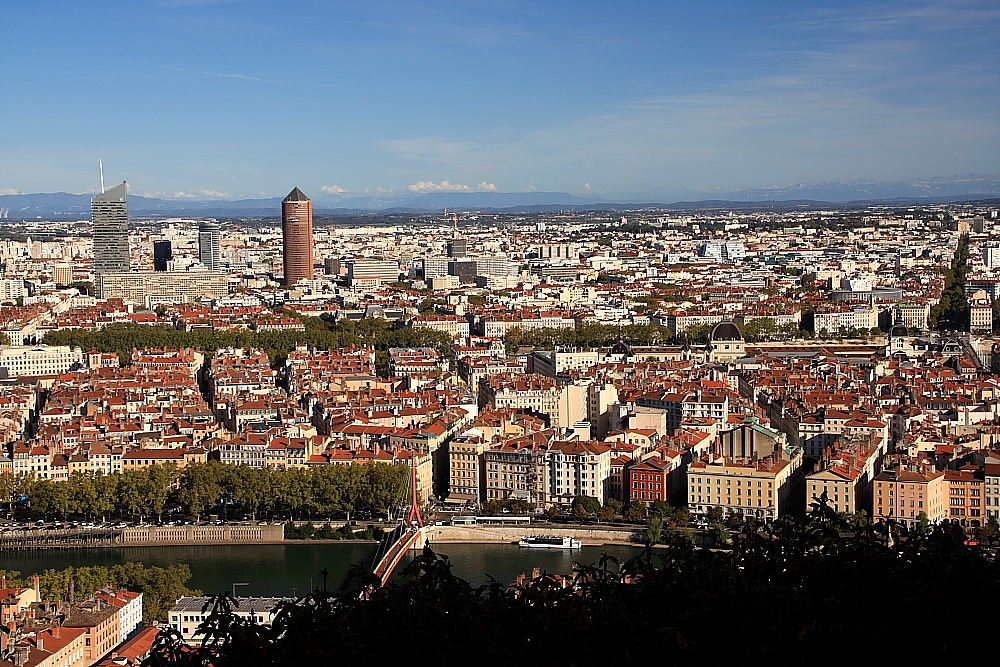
[1,522,643,550]
[426,524,643,546]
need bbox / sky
[1,0,998,201]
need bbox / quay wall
[116,524,285,545]
[425,524,642,545]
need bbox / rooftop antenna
[99,159,105,194]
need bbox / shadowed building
[153,240,172,272]
[92,182,130,278]
[282,187,313,284]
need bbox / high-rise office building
[153,241,173,272]
[282,188,313,284]
[92,182,130,276]
[447,213,467,258]
[198,221,221,271]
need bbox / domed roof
[889,325,909,338]
[608,340,633,357]
[710,319,743,342]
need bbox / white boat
[518,535,582,549]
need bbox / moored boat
[518,535,582,549]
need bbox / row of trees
[2,461,412,521]
[504,323,672,350]
[0,562,198,624]
[682,318,804,344]
[930,232,971,330]
[42,319,452,366]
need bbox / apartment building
[63,599,121,667]
[872,467,947,527]
[636,390,729,433]
[447,436,491,505]
[480,375,564,426]
[529,349,600,378]
[893,302,930,330]
[546,440,612,504]
[945,468,985,526]
[986,463,1000,521]
[627,451,685,506]
[483,435,550,503]
[97,272,229,307]
[688,451,803,521]
[407,314,470,338]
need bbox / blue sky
[1,0,998,200]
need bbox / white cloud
[0,188,20,195]
[407,181,497,193]
[522,186,538,192]
[320,185,349,194]
[408,181,472,193]
[138,190,229,199]
[582,183,592,192]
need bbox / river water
[0,543,644,597]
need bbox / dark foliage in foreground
[145,503,1000,666]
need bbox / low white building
[0,345,83,377]
[169,596,289,644]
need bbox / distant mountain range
[2,174,997,218]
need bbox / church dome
[710,320,743,342]
[608,340,633,357]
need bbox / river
[0,542,645,597]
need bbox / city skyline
[1,0,997,200]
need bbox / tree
[142,511,1000,665]
[145,464,179,521]
[671,507,691,524]
[980,517,1000,545]
[624,500,645,523]
[646,516,664,545]
[707,506,724,522]
[298,522,316,539]
[284,520,298,539]
[231,465,271,519]
[0,471,31,516]
[916,511,930,536]
[711,523,730,546]
[32,480,71,519]
[572,495,601,516]
[177,463,226,520]
[649,499,672,519]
